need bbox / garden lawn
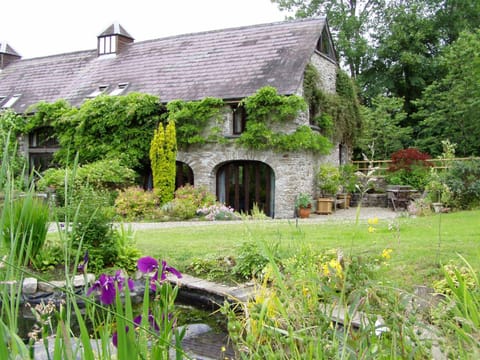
[135,210,480,290]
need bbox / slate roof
[0,17,331,113]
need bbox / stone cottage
[0,18,350,218]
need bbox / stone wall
[350,193,388,208]
[178,144,337,218]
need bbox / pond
[13,288,236,359]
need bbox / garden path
[123,206,399,231]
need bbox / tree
[357,96,411,160]
[433,0,480,45]
[415,30,480,157]
[359,2,440,126]
[272,0,385,78]
[149,120,177,204]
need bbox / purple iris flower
[87,274,116,305]
[134,312,160,332]
[113,270,135,293]
[87,271,135,305]
[77,250,89,274]
[137,257,182,291]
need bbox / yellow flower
[368,217,379,225]
[368,226,376,233]
[382,248,393,260]
[322,259,343,279]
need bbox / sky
[1,0,290,59]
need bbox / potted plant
[295,193,313,218]
[315,164,341,214]
[337,164,358,209]
[425,174,452,213]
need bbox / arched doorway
[217,161,275,217]
[176,161,194,189]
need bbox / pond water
[15,300,235,359]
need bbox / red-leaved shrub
[388,148,431,172]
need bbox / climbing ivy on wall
[303,63,363,147]
[166,97,224,148]
[27,93,162,175]
[150,120,177,204]
[237,86,331,153]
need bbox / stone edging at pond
[0,271,255,310]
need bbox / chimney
[0,42,21,69]
[97,22,134,56]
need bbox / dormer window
[97,23,134,56]
[98,35,117,55]
[88,86,108,98]
[232,104,247,135]
[316,28,336,61]
[1,94,21,108]
[110,82,129,96]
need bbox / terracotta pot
[298,207,311,218]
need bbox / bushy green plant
[432,257,480,357]
[187,256,236,282]
[316,164,341,196]
[425,170,452,205]
[69,186,118,272]
[295,193,313,209]
[167,197,199,220]
[233,241,274,280]
[443,159,480,209]
[112,225,142,274]
[165,185,217,220]
[114,187,160,220]
[38,159,136,205]
[339,163,358,193]
[384,165,431,190]
[273,125,332,152]
[248,203,270,220]
[32,237,64,272]
[173,184,216,208]
[2,195,50,264]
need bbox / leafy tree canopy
[415,30,480,157]
[272,0,385,78]
[357,96,411,160]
